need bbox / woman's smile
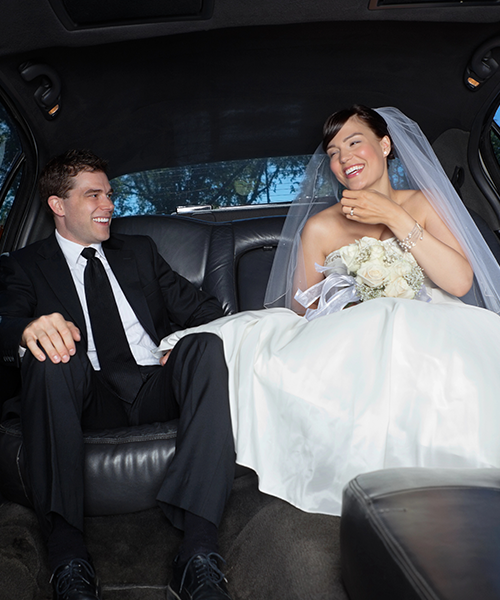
[344,164,364,178]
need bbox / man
[0,150,235,600]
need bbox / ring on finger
[350,207,354,217]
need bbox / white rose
[389,259,412,279]
[384,276,415,299]
[339,243,361,273]
[356,261,390,288]
[369,243,385,260]
[360,236,379,247]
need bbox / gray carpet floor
[0,473,349,600]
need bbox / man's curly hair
[39,149,108,215]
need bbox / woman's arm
[291,209,344,313]
[406,200,473,297]
[298,211,338,290]
[341,188,474,297]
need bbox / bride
[156,106,500,516]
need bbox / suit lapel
[103,237,158,343]
[37,234,87,334]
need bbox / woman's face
[325,116,391,191]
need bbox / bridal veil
[264,107,500,314]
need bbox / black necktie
[81,247,143,403]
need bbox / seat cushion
[0,419,178,516]
[341,467,500,600]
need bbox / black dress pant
[20,333,235,536]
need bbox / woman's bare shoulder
[303,204,343,235]
[301,205,348,257]
[396,188,431,220]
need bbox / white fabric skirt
[156,293,500,516]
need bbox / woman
[157,107,500,516]
[296,105,472,316]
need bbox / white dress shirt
[56,230,159,369]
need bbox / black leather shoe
[51,558,102,600]
[167,553,232,600]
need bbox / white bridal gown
[156,238,500,516]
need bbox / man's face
[49,170,114,246]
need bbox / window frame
[468,91,500,226]
[0,84,39,253]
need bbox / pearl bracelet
[398,221,423,252]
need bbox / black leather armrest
[341,467,500,600]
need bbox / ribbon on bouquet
[295,262,432,321]
[294,264,360,321]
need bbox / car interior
[1,1,500,599]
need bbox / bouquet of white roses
[336,237,424,302]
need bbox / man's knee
[21,347,92,406]
[171,333,229,402]
[22,351,62,379]
[22,348,87,378]
[179,332,223,351]
[175,333,225,367]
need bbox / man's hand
[21,313,81,363]
[160,349,172,366]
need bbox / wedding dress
[156,107,500,515]
[156,237,500,516]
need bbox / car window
[110,155,312,217]
[0,103,24,239]
[490,106,500,167]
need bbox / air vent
[48,0,213,29]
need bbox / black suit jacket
[0,232,224,369]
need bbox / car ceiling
[1,1,500,178]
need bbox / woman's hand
[341,188,404,226]
[340,188,474,298]
[302,186,474,300]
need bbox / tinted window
[110,155,311,217]
[491,106,500,166]
[0,103,23,239]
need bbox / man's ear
[47,195,65,217]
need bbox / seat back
[111,214,285,314]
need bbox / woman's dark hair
[322,104,394,159]
[39,149,108,215]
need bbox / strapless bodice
[324,236,399,273]
[320,235,460,307]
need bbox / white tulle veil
[264,106,500,314]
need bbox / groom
[0,150,235,600]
